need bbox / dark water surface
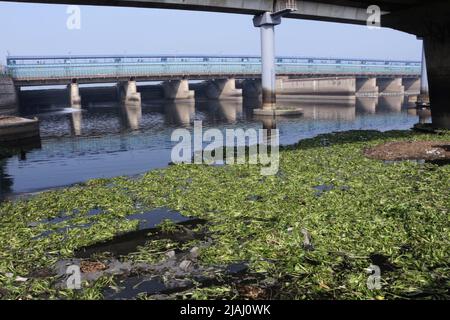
[0,94,428,200]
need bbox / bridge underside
[1,1,432,26]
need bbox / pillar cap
[253,12,282,27]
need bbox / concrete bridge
[5,55,421,108]
[7,55,421,86]
[2,0,450,127]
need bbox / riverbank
[0,129,449,300]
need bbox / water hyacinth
[0,129,448,300]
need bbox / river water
[0,94,429,200]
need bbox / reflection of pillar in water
[418,108,432,124]
[121,103,142,130]
[216,100,243,123]
[0,160,13,196]
[356,97,378,114]
[70,110,82,136]
[260,116,277,144]
[377,96,404,113]
[407,108,418,116]
[164,101,195,126]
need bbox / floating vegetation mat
[0,130,449,300]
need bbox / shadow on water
[75,207,206,258]
[102,261,251,300]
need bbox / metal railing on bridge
[6,55,421,82]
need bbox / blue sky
[0,1,422,64]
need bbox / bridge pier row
[162,79,194,100]
[117,79,141,107]
[356,77,379,97]
[68,81,81,109]
[376,77,404,96]
[204,78,242,100]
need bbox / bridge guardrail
[6,55,422,82]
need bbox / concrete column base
[356,77,379,96]
[118,80,141,106]
[68,82,81,108]
[162,79,194,100]
[205,79,242,100]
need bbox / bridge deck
[7,55,421,85]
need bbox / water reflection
[120,104,142,130]
[0,161,13,196]
[164,101,195,126]
[356,97,378,114]
[377,96,405,113]
[0,94,427,199]
[70,110,83,136]
[197,100,243,124]
[408,107,432,124]
[0,139,42,199]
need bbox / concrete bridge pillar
[356,77,379,96]
[419,44,429,99]
[423,35,450,128]
[117,79,141,106]
[403,78,421,95]
[204,78,242,100]
[253,12,280,110]
[162,79,194,100]
[377,77,404,96]
[242,79,262,99]
[68,80,81,108]
[0,77,19,115]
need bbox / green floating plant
[0,129,449,300]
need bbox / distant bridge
[7,55,421,86]
[1,0,449,127]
